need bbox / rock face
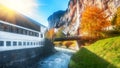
[48,0,120,36]
[48,10,66,28]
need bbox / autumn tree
[80,6,110,39]
[111,7,120,31]
[45,28,55,40]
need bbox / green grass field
[69,36,120,68]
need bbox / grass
[69,36,120,68]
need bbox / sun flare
[0,0,38,15]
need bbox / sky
[0,0,69,27]
[35,0,69,27]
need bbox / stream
[36,50,73,68]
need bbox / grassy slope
[69,36,120,68]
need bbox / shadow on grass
[69,47,117,68]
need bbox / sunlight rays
[0,0,39,24]
[0,0,38,14]
[0,5,16,23]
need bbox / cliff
[48,0,120,36]
[48,10,66,28]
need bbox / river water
[35,51,73,68]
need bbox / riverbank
[69,36,120,68]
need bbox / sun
[0,0,38,15]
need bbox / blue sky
[35,0,69,27]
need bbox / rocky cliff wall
[48,0,120,35]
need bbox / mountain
[48,0,120,36]
[48,10,66,28]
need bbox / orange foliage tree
[45,28,55,40]
[112,7,120,31]
[80,6,110,39]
